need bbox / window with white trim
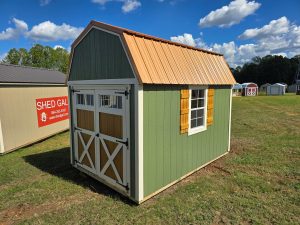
[99,95,122,109]
[76,93,94,108]
[189,87,207,135]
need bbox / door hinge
[116,181,129,191]
[115,90,129,97]
[71,88,80,93]
[116,138,128,147]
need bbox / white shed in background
[266,83,286,95]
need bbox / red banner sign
[36,96,69,127]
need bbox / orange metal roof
[70,21,236,85]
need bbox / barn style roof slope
[0,64,66,84]
[71,20,236,85]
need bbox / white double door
[72,87,130,193]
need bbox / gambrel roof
[70,20,236,85]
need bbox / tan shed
[0,64,69,154]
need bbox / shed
[259,83,270,92]
[241,82,258,96]
[287,84,297,93]
[68,21,236,203]
[233,83,242,96]
[0,64,69,154]
[266,83,286,95]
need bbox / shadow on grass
[23,147,135,206]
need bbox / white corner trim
[135,84,144,201]
[68,79,137,86]
[0,119,5,154]
[228,87,233,152]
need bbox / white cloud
[199,0,261,28]
[53,45,65,50]
[171,33,196,47]
[239,17,289,39]
[91,0,141,13]
[171,17,300,67]
[40,0,52,6]
[27,21,83,41]
[0,18,83,42]
[0,18,28,40]
[122,0,141,13]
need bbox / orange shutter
[207,88,214,126]
[180,89,189,134]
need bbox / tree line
[231,55,300,86]
[1,44,299,83]
[1,44,70,74]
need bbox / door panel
[76,109,94,131]
[72,87,130,194]
[99,112,123,139]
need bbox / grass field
[0,95,299,225]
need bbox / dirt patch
[0,193,100,225]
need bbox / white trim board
[228,87,233,152]
[135,84,144,201]
[68,79,137,86]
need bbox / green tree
[2,44,70,74]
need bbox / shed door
[96,89,130,191]
[72,87,130,193]
[247,87,256,96]
[73,90,97,174]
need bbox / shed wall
[143,85,231,196]
[69,28,135,81]
[0,86,69,153]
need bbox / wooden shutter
[207,88,214,126]
[180,89,189,134]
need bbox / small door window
[99,95,122,109]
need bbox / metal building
[68,21,236,203]
[266,83,286,95]
[0,64,69,154]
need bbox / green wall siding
[69,28,135,81]
[143,85,231,196]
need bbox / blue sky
[0,0,299,67]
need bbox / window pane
[191,110,197,119]
[199,90,204,97]
[99,95,122,109]
[197,117,204,126]
[192,90,198,98]
[77,94,84,105]
[117,96,122,109]
[191,119,197,128]
[197,99,204,108]
[191,99,197,109]
[86,94,94,106]
[197,109,204,117]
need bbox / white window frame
[75,90,95,111]
[188,85,208,136]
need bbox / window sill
[188,126,207,136]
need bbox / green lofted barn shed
[67,21,236,203]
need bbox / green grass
[0,95,299,225]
